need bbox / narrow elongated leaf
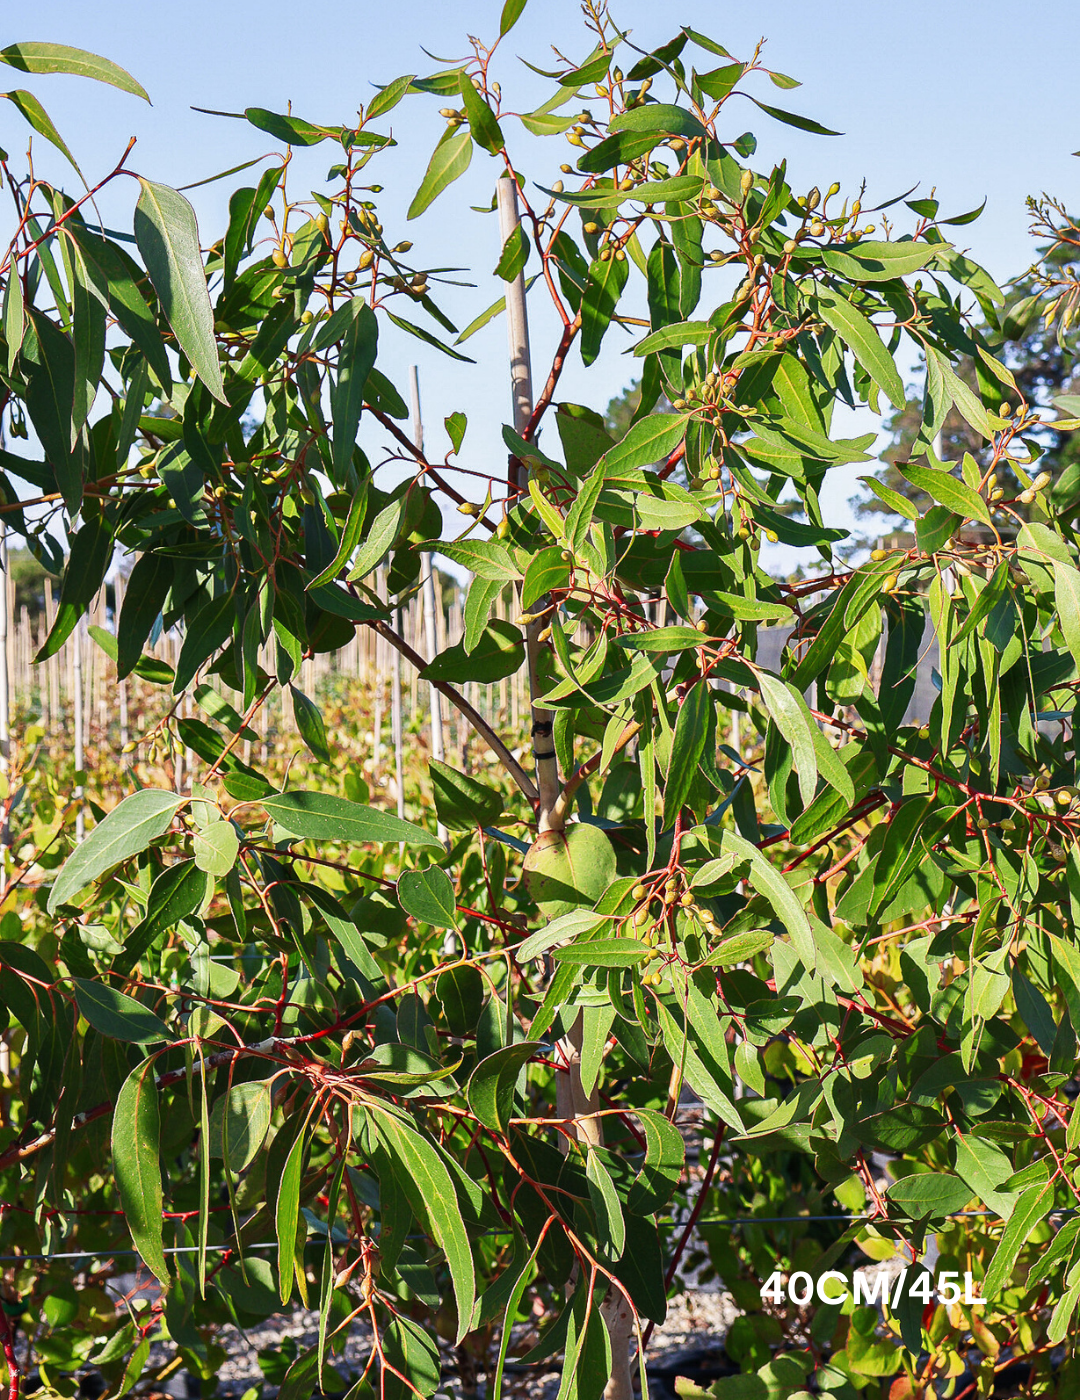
[757,670,817,806]
[373,1109,476,1339]
[72,980,169,1043]
[134,179,225,402]
[632,321,711,355]
[580,253,628,366]
[608,103,709,141]
[174,593,235,694]
[983,1182,1055,1297]
[331,302,377,479]
[897,461,991,525]
[49,790,182,912]
[628,1109,685,1215]
[586,1149,625,1257]
[261,790,442,849]
[459,70,503,154]
[665,682,710,818]
[346,493,407,582]
[276,1128,305,1303]
[816,288,904,409]
[721,829,815,970]
[407,127,472,220]
[1054,562,1080,667]
[112,1059,168,1283]
[598,412,687,474]
[1,90,81,174]
[0,42,149,100]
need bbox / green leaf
[445,411,467,453]
[720,830,815,970]
[208,1081,272,1172]
[244,107,339,146]
[632,321,711,355]
[954,1135,1017,1220]
[431,761,504,830]
[134,179,225,402]
[857,474,919,522]
[586,1148,625,1257]
[747,96,841,136]
[407,126,473,220]
[608,103,709,141]
[0,42,149,100]
[398,868,458,929]
[1053,562,1080,668]
[459,71,504,154]
[73,979,169,1044]
[897,461,991,525]
[578,128,663,174]
[552,937,650,967]
[331,302,378,480]
[174,593,235,694]
[983,1182,1055,1297]
[193,820,240,876]
[500,0,528,34]
[466,1043,541,1134]
[580,252,628,366]
[276,1127,305,1304]
[290,685,332,763]
[627,1109,684,1216]
[665,682,711,818]
[49,790,182,912]
[422,619,524,684]
[367,74,415,121]
[435,965,485,1037]
[3,261,24,374]
[346,492,408,582]
[495,224,530,282]
[307,484,369,589]
[1,90,81,174]
[886,1172,972,1218]
[816,287,905,410]
[756,671,817,807]
[821,238,943,282]
[373,1109,476,1339]
[597,412,687,473]
[261,790,442,849]
[119,860,208,973]
[112,1059,168,1284]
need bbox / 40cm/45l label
[760,1269,985,1308]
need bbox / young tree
[4,12,1080,1400]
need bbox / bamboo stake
[392,600,405,824]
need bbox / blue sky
[11,0,1080,552]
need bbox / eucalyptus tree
[1,11,1079,1400]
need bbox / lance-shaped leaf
[459,70,503,154]
[664,681,711,818]
[586,1149,625,1258]
[983,1182,1055,1298]
[331,302,377,479]
[261,790,442,849]
[897,460,991,525]
[134,179,225,402]
[49,790,182,912]
[597,411,688,474]
[0,42,149,100]
[580,252,628,366]
[72,980,169,1044]
[816,287,904,410]
[756,670,818,806]
[373,1108,476,1339]
[627,1108,685,1215]
[112,1058,168,1284]
[407,126,472,220]
[1,90,82,175]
